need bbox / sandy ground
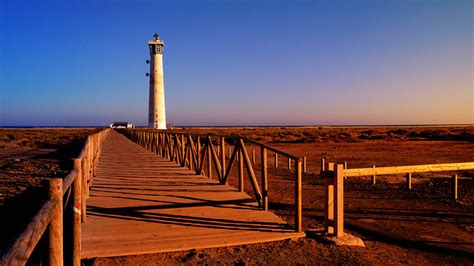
[0,128,97,253]
[93,136,474,265]
[1,127,473,265]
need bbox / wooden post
[334,164,344,237]
[181,134,185,163]
[261,147,268,211]
[321,158,325,172]
[80,157,87,222]
[158,133,162,156]
[72,160,81,266]
[275,153,278,168]
[221,137,226,178]
[406,173,412,190]
[86,147,92,198]
[288,158,292,170]
[49,178,63,266]
[344,161,347,169]
[238,147,244,192]
[453,174,458,200]
[371,165,376,185]
[197,137,201,175]
[252,150,256,164]
[324,162,334,234]
[207,141,212,179]
[303,156,307,173]
[295,159,303,233]
[188,140,193,170]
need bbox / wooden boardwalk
[81,131,303,259]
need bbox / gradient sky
[1,0,472,127]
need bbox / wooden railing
[119,129,304,233]
[1,129,110,266]
[320,161,474,238]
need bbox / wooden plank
[344,162,474,177]
[82,131,303,259]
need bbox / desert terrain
[0,128,98,253]
[1,126,473,265]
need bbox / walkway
[81,131,303,259]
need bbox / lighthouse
[147,33,166,129]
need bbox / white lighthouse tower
[147,33,166,129]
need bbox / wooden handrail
[243,138,300,160]
[126,129,301,160]
[343,162,474,177]
[322,160,474,238]
[0,199,57,265]
[62,169,79,195]
[120,129,304,233]
[0,128,110,266]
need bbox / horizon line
[1,123,473,129]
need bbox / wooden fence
[120,129,304,233]
[1,129,110,266]
[321,161,474,237]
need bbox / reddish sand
[95,128,474,265]
[1,127,473,264]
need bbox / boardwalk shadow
[87,198,292,233]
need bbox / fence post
[80,156,87,223]
[261,147,268,211]
[406,173,412,190]
[275,153,278,168]
[207,140,212,179]
[181,135,185,163]
[188,138,193,170]
[371,165,376,185]
[453,175,458,200]
[221,137,226,178]
[197,136,201,175]
[72,159,82,266]
[238,147,244,192]
[295,159,303,233]
[334,164,344,237]
[324,162,334,234]
[49,178,63,266]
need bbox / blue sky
[1,0,472,126]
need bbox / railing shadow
[87,197,291,233]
